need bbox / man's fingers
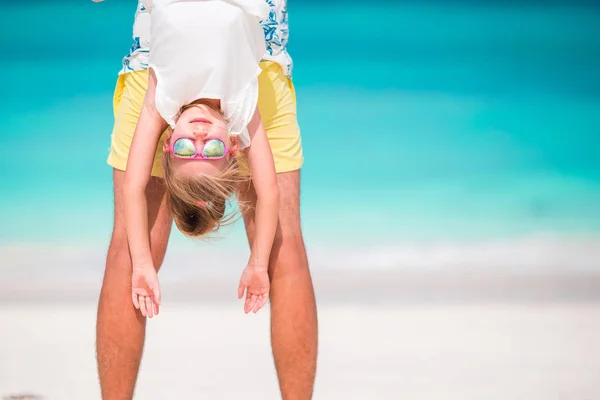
[238,282,245,300]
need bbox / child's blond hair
[161,100,250,238]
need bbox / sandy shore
[1,297,600,399]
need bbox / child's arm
[246,107,279,269]
[124,68,167,268]
[237,107,279,313]
[123,68,168,316]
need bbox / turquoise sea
[1,1,600,270]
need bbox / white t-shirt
[147,0,269,149]
[120,0,293,79]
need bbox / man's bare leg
[96,169,173,400]
[240,170,318,399]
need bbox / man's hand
[237,263,270,314]
[132,264,161,318]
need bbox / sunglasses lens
[202,139,226,159]
[173,138,196,157]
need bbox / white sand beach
[1,269,600,400]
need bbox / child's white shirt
[147,0,269,148]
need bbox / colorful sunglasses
[169,137,232,160]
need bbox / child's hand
[132,265,161,318]
[237,264,270,314]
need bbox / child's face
[163,103,237,178]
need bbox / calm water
[1,1,600,266]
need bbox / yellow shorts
[106,61,303,177]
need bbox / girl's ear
[228,134,240,155]
[162,128,173,153]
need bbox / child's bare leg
[96,170,172,400]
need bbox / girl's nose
[192,128,208,153]
[193,126,209,139]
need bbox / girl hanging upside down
[123,0,279,318]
